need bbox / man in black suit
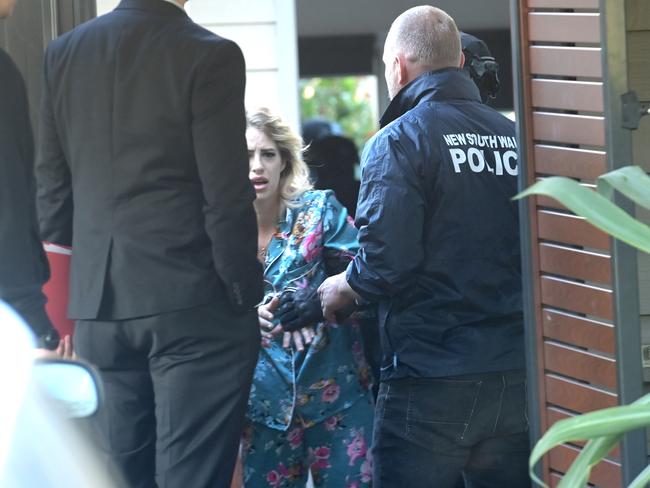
[0,0,60,352]
[36,0,264,486]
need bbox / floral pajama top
[247,190,373,432]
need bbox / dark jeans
[75,301,260,488]
[372,369,530,488]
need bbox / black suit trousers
[75,301,260,488]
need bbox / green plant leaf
[597,166,650,211]
[529,394,650,487]
[515,177,650,254]
[557,434,623,488]
[629,462,650,488]
[522,167,650,486]
[529,403,650,476]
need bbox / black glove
[274,288,324,332]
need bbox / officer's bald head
[383,6,462,98]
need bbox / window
[300,75,378,152]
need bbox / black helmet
[461,32,501,104]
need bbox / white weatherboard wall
[96,0,300,129]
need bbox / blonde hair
[246,108,312,206]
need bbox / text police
[443,132,518,175]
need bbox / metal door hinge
[622,91,650,130]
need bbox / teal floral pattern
[244,397,374,487]
[247,190,373,431]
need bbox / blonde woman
[242,108,374,487]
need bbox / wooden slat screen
[543,309,616,354]
[531,80,604,113]
[529,46,602,77]
[517,0,622,485]
[537,210,610,250]
[532,112,605,146]
[528,13,601,43]
[546,406,621,457]
[550,473,563,488]
[545,374,617,412]
[534,145,606,180]
[539,243,611,284]
[528,0,598,8]
[541,276,613,320]
[549,444,621,486]
[544,342,617,389]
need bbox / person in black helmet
[461,32,501,104]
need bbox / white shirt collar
[161,0,184,11]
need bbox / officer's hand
[318,272,358,322]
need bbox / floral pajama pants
[243,397,374,488]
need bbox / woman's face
[247,128,286,203]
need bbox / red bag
[42,242,74,339]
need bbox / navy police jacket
[346,68,524,379]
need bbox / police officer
[319,6,529,488]
[461,32,501,104]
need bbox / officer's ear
[396,53,410,87]
[459,52,466,69]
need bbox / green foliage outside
[516,166,650,487]
[299,76,378,152]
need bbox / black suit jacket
[36,0,263,320]
[0,48,56,337]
